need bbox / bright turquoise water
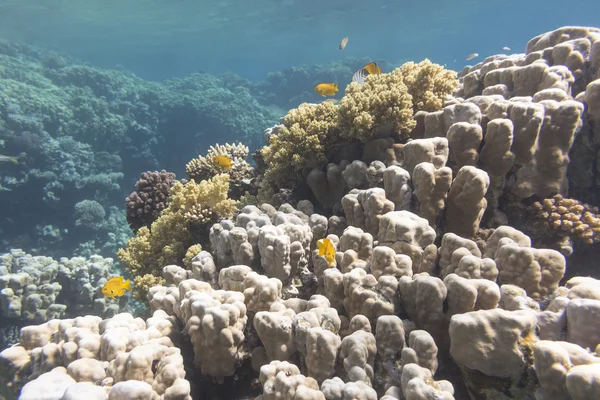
[1,0,598,80]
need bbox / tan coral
[118,174,237,300]
[133,274,166,300]
[398,59,459,112]
[531,195,600,244]
[260,103,338,192]
[339,68,415,140]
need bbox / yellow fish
[339,36,348,51]
[213,155,233,170]
[466,53,479,61]
[102,276,132,299]
[317,238,336,265]
[315,83,339,97]
[351,62,382,85]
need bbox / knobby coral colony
[3,26,600,400]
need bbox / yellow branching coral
[398,59,459,112]
[118,174,237,299]
[339,68,415,140]
[260,102,339,190]
[258,61,457,195]
[184,244,203,269]
[117,212,191,298]
[133,274,166,301]
[117,213,190,276]
[532,194,600,244]
[169,174,238,224]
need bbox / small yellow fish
[502,46,511,51]
[0,154,20,164]
[317,238,336,265]
[102,276,132,299]
[213,155,233,170]
[466,53,479,61]
[352,62,382,84]
[315,83,339,97]
[322,99,340,104]
[339,36,348,51]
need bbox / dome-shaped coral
[125,170,176,233]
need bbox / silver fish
[0,154,20,164]
[339,36,348,51]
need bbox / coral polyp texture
[3,25,600,400]
[532,194,600,245]
[125,170,176,233]
[0,250,126,325]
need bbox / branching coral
[531,194,600,244]
[117,215,190,299]
[168,174,238,226]
[260,102,339,191]
[258,61,457,198]
[118,174,237,299]
[186,143,255,200]
[125,170,176,233]
[183,244,203,269]
[339,68,415,140]
[398,59,459,112]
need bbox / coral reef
[0,40,279,258]
[3,25,600,400]
[118,174,237,298]
[186,142,257,199]
[259,59,458,201]
[339,68,416,140]
[531,194,600,245]
[0,249,126,325]
[0,312,190,400]
[260,102,339,193]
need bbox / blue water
[1,2,600,398]
[1,0,598,81]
